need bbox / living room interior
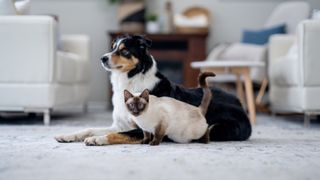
[1,0,320,180]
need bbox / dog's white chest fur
[110,61,160,131]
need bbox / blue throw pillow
[241,24,286,45]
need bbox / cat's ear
[140,89,149,102]
[124,89,134,102]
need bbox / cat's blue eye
[138,103,144,109]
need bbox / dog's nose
[101,56,108,63]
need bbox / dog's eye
[121,49,131,57]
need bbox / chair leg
[43,109,51,126]
[304,113,311,127]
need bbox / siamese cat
[124,72,215,146]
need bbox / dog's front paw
[55,129,93,143]
[55,134,79,143]
[84,136,108,146]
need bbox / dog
[55,35,252,145]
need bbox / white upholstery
[269,56,299,86]
[204,1,310,83]
[264,1,310,34]
[55,51,89,83]
[268,20,320,118]
[205,43,267,82]
[298,20,320,86]
[218,43,267,82]
[0,16,56,83]
[0,16,90,124]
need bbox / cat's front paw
[149,140,160,146]
[84,136,108,146]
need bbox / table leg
[256,78,268,105]
[236,74,245,107]
[243,68,256,124]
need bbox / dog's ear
[124,89,134,102]
[111,39,116,49]
[132,35,152,48]
[142,37,152,48]
[140,89,149,102]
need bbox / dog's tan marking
[106,133,141,145]
[118,43,125,50]
[111,54,138,72]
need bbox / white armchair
[202,1,310,83]
[268,20,320,126]
[0,16,90,125]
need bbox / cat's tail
[198,72,216,115]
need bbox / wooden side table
[191,60,266,124]
[109,32,208,87]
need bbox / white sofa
[268,20,320,126]
[0,16,90,125]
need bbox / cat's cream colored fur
[125,72,215,145]
[130,94,209,144]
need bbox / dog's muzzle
[100,37,125,71]
[100,53,112,71]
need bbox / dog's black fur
[108,35,252,141]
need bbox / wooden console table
[109,32,208,87]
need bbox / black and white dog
[55,35,252,145]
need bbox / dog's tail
[198,72,216,115]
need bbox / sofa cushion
[219,43,267,62]
[270,56,300,86]
[56,51,88,83]
[76,57,90,83]
[241,24,286,45]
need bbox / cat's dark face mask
[124,89,149,117]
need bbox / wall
[31,0,118,109]
[148,0,320,51]
[30,0,320,108]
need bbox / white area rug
[0,112,320,180]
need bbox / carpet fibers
[0,112,320,180]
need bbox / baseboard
[53,101,109,113]
[0,101,110,114]
[87,101,110,112]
